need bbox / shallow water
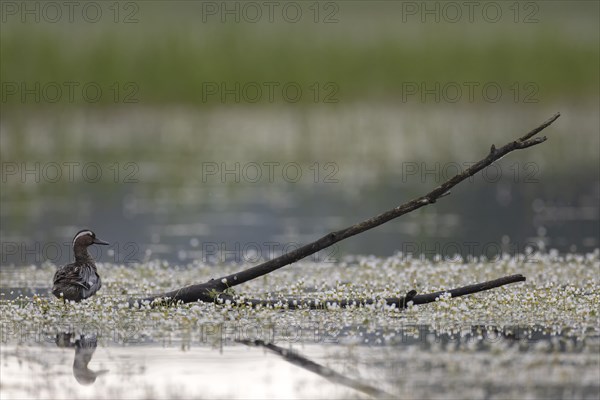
[2,326,600,399]
[2,327,598,399]
[1,343,362,399]
[1,104,598,267]
[1,253,598,399]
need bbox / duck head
[72,230,109,261]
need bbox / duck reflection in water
[55,332,109,385]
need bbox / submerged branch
[133,114,559,307]
[214,274,526,309]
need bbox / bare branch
[518,112,560,141]
[134,114,559,307]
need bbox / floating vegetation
[1,250,598,347]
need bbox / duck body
[52,230,109,302]
[52,260,102,301]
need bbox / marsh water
[2,326,598,399]
[1,103,599,399]
[1,2,599,397]
[2,104,598,267]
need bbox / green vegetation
[1,3,598,105]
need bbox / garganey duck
[52,230,109,302]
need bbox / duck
[52,230,109,302]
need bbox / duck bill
[93,238,110,245]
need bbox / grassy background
[1,1,598,105]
